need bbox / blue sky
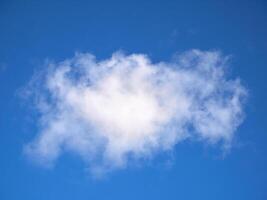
[0,0,267,199]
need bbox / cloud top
[24,50,247,175]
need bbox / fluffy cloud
[24,50,247,175]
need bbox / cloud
[24,50,247,175]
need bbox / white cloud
[24,50,247,175]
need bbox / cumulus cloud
[24,50,247,175]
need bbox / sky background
[0,0,267,199]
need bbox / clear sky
[0,0,267,199]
